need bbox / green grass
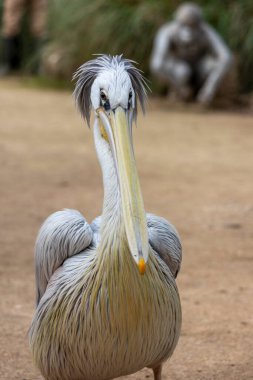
[21,76,72,91]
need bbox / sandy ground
[0,80,253,380]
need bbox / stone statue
[150,2,232,105]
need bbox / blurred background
[0,1,253,380]
[0,0,253,97]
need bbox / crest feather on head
[73,55,149,127]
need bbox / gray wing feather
[147,213,182,278]
[35,209,93,305]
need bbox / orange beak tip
[138,258,146,275]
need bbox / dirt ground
[0,79,253,380]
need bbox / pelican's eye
[128,91,133,108]
[100,90,107,101]
[100,90,110,111]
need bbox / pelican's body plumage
[29,55,182,380]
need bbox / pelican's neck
[94,119,122,232]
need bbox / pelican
[29,55,182,380]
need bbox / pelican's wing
[147,213,182,278]
[35,209,93,305]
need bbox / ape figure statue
[150,2,232,105]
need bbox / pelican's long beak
[98,106,149,274]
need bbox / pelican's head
[74,55,149,274]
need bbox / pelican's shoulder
[35,209,94,304]
[147,213,182,278]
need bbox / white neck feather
[93,119,122,234]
